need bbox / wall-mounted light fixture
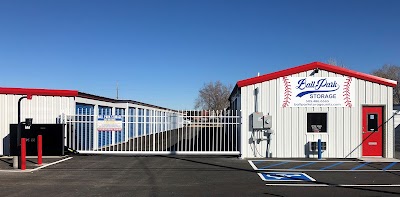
[310,68,319,76]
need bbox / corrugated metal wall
[240,69,394,158]
[0,94,75,155]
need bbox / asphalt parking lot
[0,156,70,172]
[0,155,400,196]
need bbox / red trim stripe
[237,62,397,88]
[0,87,78,97]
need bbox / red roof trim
[237,62,397,88]
[0,87,78,97]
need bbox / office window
[307,113,327,133]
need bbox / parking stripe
[265,184,400,187]
[351,162,371,171]
[251,160,400,171]
[250,160,361,162]
[290,162,316,170]
[256,169,400,172]
[259,161,290,169]
[382,162,397,171]
[320,162,344,170]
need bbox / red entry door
[362,106,383,156]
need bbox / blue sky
[0,0,399,109]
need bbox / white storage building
[0,87,178,156]
[230,62,397,159]
[0,87,77,155]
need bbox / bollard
[13,156,18,169]
[21,138,26,170]
[37,135,42,165]
[318,139,322,160]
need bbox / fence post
[37,135,42,165]
[21,138,26,170]
[94,105,99,151]
[125,103,129,151]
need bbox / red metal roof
[0,87,78,97]
[237,62,397,88]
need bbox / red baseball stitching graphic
[343,76,352,107]
[282,76,291,107]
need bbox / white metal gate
[64,110,240,155]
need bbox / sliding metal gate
[64,110,240,155]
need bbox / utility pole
[116,81,119,100]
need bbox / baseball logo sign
[281,76,354,107]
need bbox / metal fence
[64,110,241,155]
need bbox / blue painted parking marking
[258,172,316,182]
[259,161,289,169]
[320,162,344,170]
[383,162,397,171]
[290,162,316,170]
[351,162,371,171]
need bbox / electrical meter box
[263,115,272,129]
[251,112,264,130]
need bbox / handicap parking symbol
[258,172,316,182]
